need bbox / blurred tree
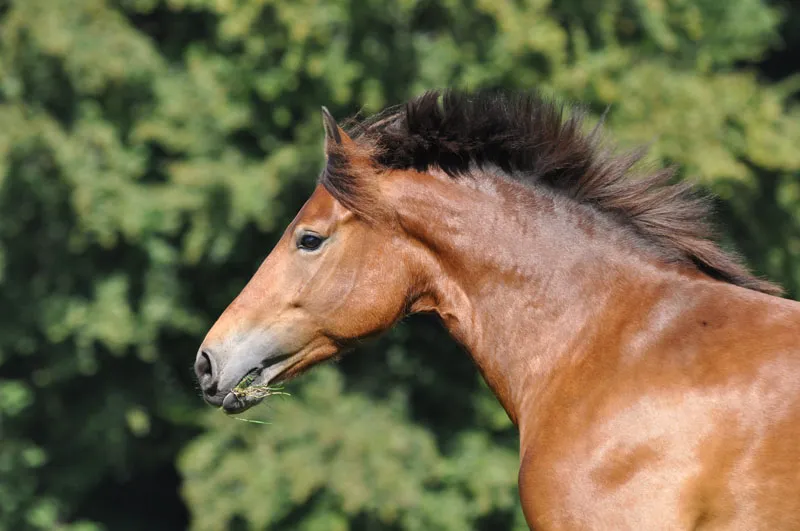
[0,0,797,530]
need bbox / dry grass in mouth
[231,371,290,401]
[223,372,291,425]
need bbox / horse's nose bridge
[198,252,286,366]
[201,284,274,355]
[216,270,272,320]
[234,256,284,308]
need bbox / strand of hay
[232,372,290,401]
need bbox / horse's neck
[391,170,685,425]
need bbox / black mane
[322,90,780,296]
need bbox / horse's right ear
[318,106,386,223]
[321,106,341,144]
[321,107,351,158]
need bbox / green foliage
[181,367,526,531]
[0,0,797,529]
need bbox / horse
[194,90,800,530]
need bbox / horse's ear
[321,106,351,156]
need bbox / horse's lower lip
[220,354,292,414]
[221,367,266,414]
[221,392,256,414]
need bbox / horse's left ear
[321,106,351,156]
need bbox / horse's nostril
[194,348,218,395]
[196,350,212,376]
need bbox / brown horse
[195,91,800,530]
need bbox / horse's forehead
[297,185,342,221]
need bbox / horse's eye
[298,233,324,251]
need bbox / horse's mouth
[220,353,294,414]
[220,369,263,414]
